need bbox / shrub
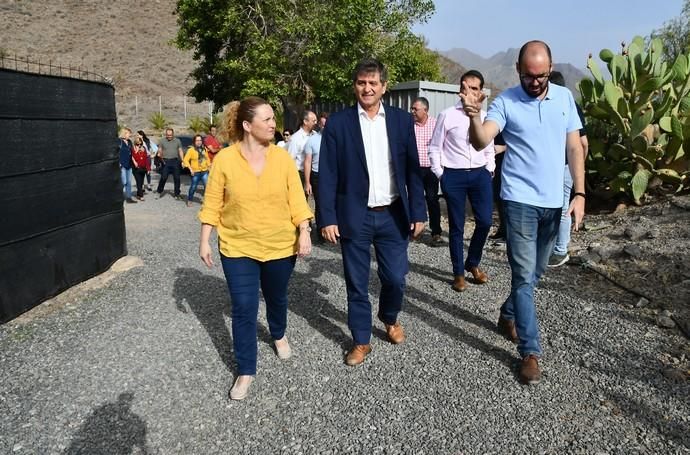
[148,112,167,131]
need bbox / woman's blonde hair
[221,96,269,143]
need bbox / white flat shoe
[274,336,292,360]
[229,375,254,400]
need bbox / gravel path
[1,177,689,454]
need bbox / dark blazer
[317,104,427,239]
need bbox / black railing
[0,53,111,84]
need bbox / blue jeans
[120,166,132,200]
[341,203,409,345]
[441,167,493,275]
[501,201,560,357]
[553,165,573,255]
[188,171,209,201]
[220,255,296,375]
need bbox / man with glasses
[429,71,495,292]
[411,97,442,247]
[460,41,585,385]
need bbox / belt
[368,205,389,212]
[446,165,485,171]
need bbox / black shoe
[125,198,137,204]
[548,253,570,267]
[430,234,444,247]
[489,230,506,240]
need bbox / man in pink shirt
[412,97,442,246]
[429,70,495,292]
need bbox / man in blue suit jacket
[318,58,427,366]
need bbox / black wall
[0,69,125,323]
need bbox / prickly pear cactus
[580,36,690,204]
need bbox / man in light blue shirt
[304,112,328,229]
[461,40,585,385]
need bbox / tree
[650,0,690,62]
[174,0,442,111]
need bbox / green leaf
[655,168,682,182]
[631,106,653,138]
[679,96,690,114]
[632,135,648,154]
[599,48,615,63]
[587,55,605,85]
[637,77,665,92]
[672,54,689,80]
[659,116,673,132]
[610,55,627,84]
[578,78,594,103]
[603,81,623,110]
[671,115,684,139]
[631,169,652,203]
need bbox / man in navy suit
[318,58,427,366]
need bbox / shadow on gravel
[65,392,151,455]
[173,268,235,371]
[402,278,516,368]
[567,331,690,448]
[289,256,351,352]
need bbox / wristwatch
[299,225,312,232]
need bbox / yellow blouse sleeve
[182,146,195,169]
[284,151,314,226]
[198,148,230,226]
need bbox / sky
[413,0,685,69]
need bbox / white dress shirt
[287,127,312,171]
[358,103,399,207]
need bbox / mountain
[0,0,194,98]
[441,47,586,97]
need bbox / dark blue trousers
[441,167,493,275]
[340,203,409,345]
[220,255,296,375]
[156,158,181,197]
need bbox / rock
[635,297,650,308]
[624,226,647,241]
[657,315,677,329]
[623,244,643,259]
[589,245,619,260]
[110,256,144,272]
[661,309,672,317]
[646,228,660,239]
[661,367,688,383]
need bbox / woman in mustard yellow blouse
[182,134,210,207]
[198,96,313,400]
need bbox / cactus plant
[580,35,690,204]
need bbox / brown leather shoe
[385,322,405,344]
[466,266,488,284]
[497,316,518,344]
[345,344,372,366]
[520,355,542,385]
[452,275,467,292]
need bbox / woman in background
[137,130,157,191]
[182,134,210,207]
[131,134,150,201]
[118,127,136,204]
[198,97,312,400]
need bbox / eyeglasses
[520,73,550,83]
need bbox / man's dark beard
[521,80,548,98]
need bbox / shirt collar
[357,102,386,119]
